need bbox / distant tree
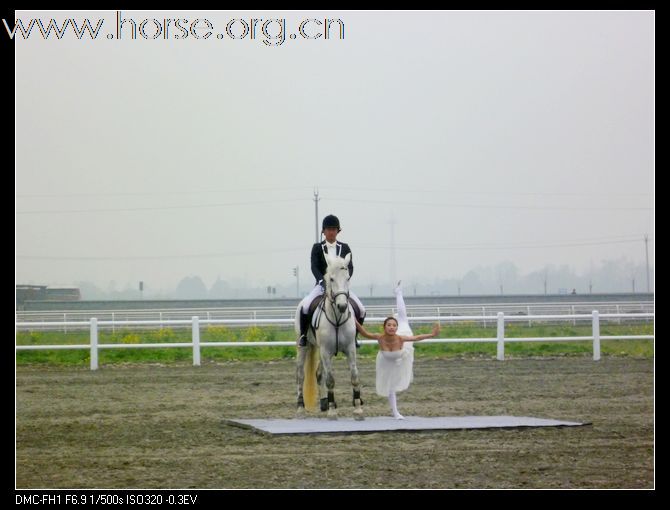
[76,281,106,300]
[209,277,230,299]
[176,276,208,299]
[462,270,484,294]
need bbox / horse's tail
[303,342,319,411]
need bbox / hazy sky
[15,10,654,294]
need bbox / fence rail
[15,301,654,332]
[15,312,654,370]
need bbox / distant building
[16,285,48,304]
[16,285,81,310]
[44,287,81,301]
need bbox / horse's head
[325,253,351,314]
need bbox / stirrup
[298,335,308,347]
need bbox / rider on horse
[296,214,366,347]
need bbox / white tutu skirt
[375,342,414,396]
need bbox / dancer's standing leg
[388,390,404,420]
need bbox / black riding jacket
[310,241,354,284]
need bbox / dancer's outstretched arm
[401,323,441,342]
[355,320,381,340]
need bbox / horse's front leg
[345,344,364,421]
[295,346,307,418]
[319,349,338,420]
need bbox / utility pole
[313,188,320,243]
[293,266,300,298]
[644,234,650,292]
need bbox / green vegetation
[15,322,653,366]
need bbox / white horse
[295,253,364,420]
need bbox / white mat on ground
[224,416,587,435]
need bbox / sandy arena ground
[16,356,653,489]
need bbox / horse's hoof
[327,409,338,420]
[353,408,365,421]
[296,407,306,419]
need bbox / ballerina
[355,282,440,419]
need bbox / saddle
[306,294,364,331]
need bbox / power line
[357,236,652,251]
[15,186,314,199]
[16,196,651,215]
[16,198,310,215]
[16,185,652,199]
[16,235,652,260]
[16,247,305,261]
[327,197,651,212]
[318,185,652,198]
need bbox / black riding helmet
[322,214,341,232]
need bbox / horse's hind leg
[295,347,307,418]
[316,362,323,386]
[345,346,364,420]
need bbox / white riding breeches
[300,284,324,313]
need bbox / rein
[323,288,351,354]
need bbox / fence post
[192,316,201,366]
[64,313,67,334]
[592,310,601,361]
[527,305,532,327]
[496,312,505,361]
[482,307,487,328]
[90,318,98,371]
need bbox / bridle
[323,275,351,354]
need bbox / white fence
[15,301,654,332]
[15,312,653,371]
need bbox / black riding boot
[297,310,310,347]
